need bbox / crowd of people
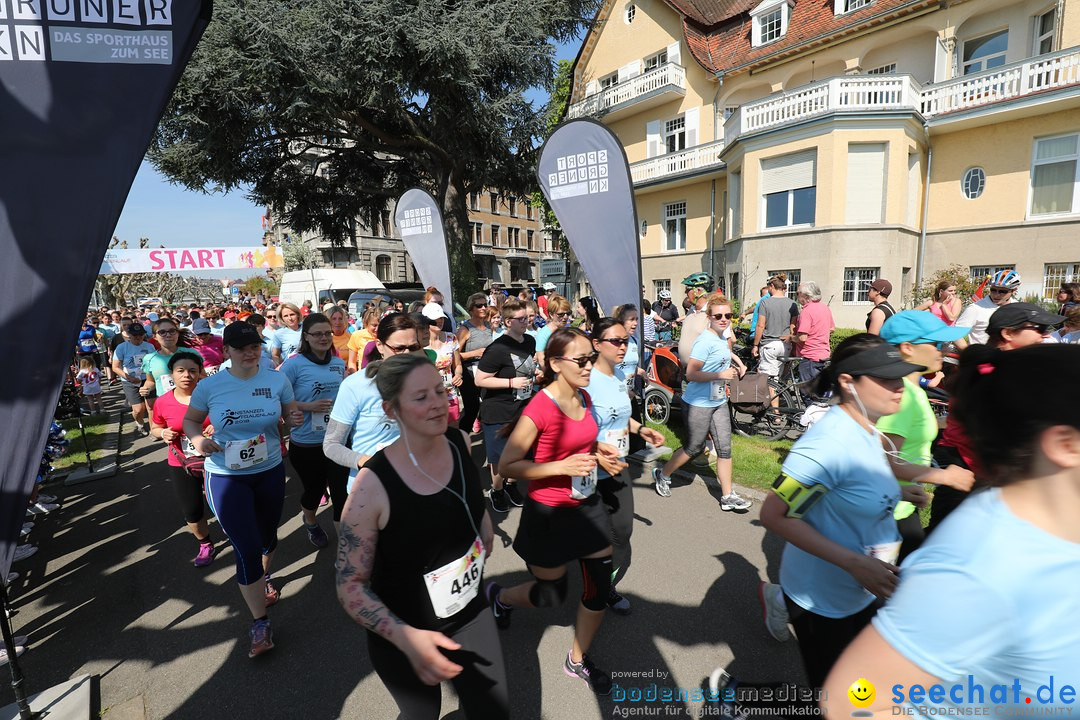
[36,268,1079,716]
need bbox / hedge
[830,328,864,351]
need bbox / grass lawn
[51,416,113,471]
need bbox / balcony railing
[630,139,725,185]
[504,247,530,258]
[568,63,686,119]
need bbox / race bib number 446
[423,537,486,619]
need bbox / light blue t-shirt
[587,370,633,476]
[779,406,900,618]
[189,367,296,476]
[874,488,1080,711]
[534,325,553,352]
[615,336,641,395]
[141,347,202,396]
[681,330,730,408]
[330,370,400,490]
[220,355,276,372]
[280,353,346,445]
[113,340,154,382]
[270,326,303,360]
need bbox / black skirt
[513,494,612,568]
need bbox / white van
[278,269,385,309]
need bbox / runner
[140,318,201,408]
[423,303,463,427]
[111,322,155,435]
[347,307,380,374]
[824,344,1080,716]
[323,313,423,492]
[191,318,225,373]
[150,352,216,567]
[533,295,571,366]
[485,327,624,695]
[334,354,507,719]
[474,299,537,513]
[652,294,751,510]
[456,293,494,433]
[325,305,352,362]
[280,313,348,548]
[587,318,667,614]
[183,321,302,658]
[270,302,303,366]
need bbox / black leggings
[458,368,481,431]
[896,513,925,563]
[928,444,972,535]
[598,471,634,587]
[367,612,509,720]
[288,443,349,522]
[785,593,878,689]
[169,464,209,525]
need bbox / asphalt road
[3,399,804,720]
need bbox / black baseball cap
[127,323,146,335]
[223,321,265,348]
[987,303,1064,331]
[832,343,926,379]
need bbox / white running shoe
[758,582,792,642]
[13,545,37,562]
[720,493,753,512]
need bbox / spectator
[752,274,798,379]
[793,281,834,383]
[915,280,961,325]
[864,278,896,335]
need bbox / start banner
[100,246,285,274]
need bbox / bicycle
[729,354,823,442]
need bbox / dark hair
[934,279,954,302]
[374,353,436,409]
[592,317,623,341]
[615,304,639,324]
[167,350,204,371]
[578,296,601,332]
[151,317,195,348]
[247,313,266,328]
[810,333,887,398]
[541,327,592,386]
[297,313,331,356]
[1061,282,1080,303]
[364,313,421,378]
[952,344,1080,486]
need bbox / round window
[962,167,986,199]
[625,3,636,24]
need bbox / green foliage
[1020,293,1059,314]
[151,0,600,305]
[283,241,320,271]
[242,275,279,297]
[911,264,980,307]
[830,327,864,352]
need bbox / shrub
[830,327,863,352]
[910,264,980,308]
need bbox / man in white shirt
[955,270,1022,345]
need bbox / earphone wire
[849,383,937,470]
[401,427,482,542]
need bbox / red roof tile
[664,0,757,25]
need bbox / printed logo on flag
[547,150,609,200]
[399,206,434,237]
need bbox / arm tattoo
[335,516,404,640]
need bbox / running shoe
[319,494,329,508]
[26,502,58,516]
[36,494,57,504]
[193,541,215,568]
[606,589,631,615]
[13,545,37,562]
[652,468,671,498]
[563,651,613,695]
[4,572,19,583]
[489,488,510,514]
[504,482,525,507]
[19,525,30,539]
[758,582,792,642]
[306,524,329,549]
[486,581,512,630]
[720,493,753,513]
[264,577,279,607]
[248,618,274,658]
[0,645,26,668]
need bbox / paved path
[3,404,804,719]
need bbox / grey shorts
[122,380,151,406]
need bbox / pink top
[794,301,835,362]
[151,390,210,467]
[521,390,598,508]
[196,334,225,368]
[928,302,954,325]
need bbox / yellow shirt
[348,329,376,354]
[332,331,351,361]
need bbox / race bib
[710,380,726,402]
[159,374,176,393]
[224,434,269,470]
[865,541,901,566]
[514,381,533,401]
[180,434,201,457]
[570,466,598,500]
[625,375,634,394]
[423,537,486,619]
[311,412,330,432]
[605,428,629,458]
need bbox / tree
[242,274,279,298]
[151,0,601,303]
[283,240,321,271]
[911,264,980,307]
[530,59,574,256]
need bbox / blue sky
[112,40,582,258]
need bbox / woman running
[335,354,505,719]
[270,302,303,367]
[576,296,601,335]
[325,305,353,363]
[280,313,348,548]
[183,321,302,658]
[323,314,422,491]
[485,327,624,696]
[140,317,201,408]
[423,303,464,426]
[651,294,752,511]
[587,318,667,615]
[824,344,1080,715]
[456,292,494,432]
[758,334,928,687]
[150,352,215,567]
[534,295,571,366]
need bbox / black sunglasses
[599,337,630,347]
[472,303,486,309]
[711,313,735,320]
[385,342,422,353]
[988,287,1012,294]
[1016,323,1050,334]
[552,311,571,318]
[556,352,599,368]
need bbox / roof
[663,0,757,25]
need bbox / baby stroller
[642,341,682,425]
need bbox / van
[278,269,385,309]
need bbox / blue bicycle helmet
[989,269,1021,290]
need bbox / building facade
[569,0,1080,326]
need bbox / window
[751,0,791,47]
[644,50,668,71]
[490,224,500,246]
[526,203,534,220]
[767,270,802,300]
[1035,8,1056,55]
[599,73,618,90]
[665,116,686,154]
[471,222,484,244]
[509,197,517,217]
[1031,134,1079,216]
[759,9,783,44]
[762,150,817,229]
[729,273,741,302]
[375,255,392,282]
[867,63,897,75]
[1044,263,1080,299]
[625,2,635,24]
[962,167,986,199]
[654,279,671,298]
[843,267,879,304]
[962,30,1008,75]
[527,229,535,250]
[846,143,886,224]
[508,227,520,248]
[664,202,686,252]
[381,210,392,236]
[970,265,1015,283]
[470,193,479,211]
[836,0,871,13]
[490,192,499,213]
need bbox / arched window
[375,254,392,282]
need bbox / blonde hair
[78,356,95,371]
[705,292,731,314]
[546,294,571,316]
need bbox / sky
[111,39,582,274]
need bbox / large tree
[151,0,599,301]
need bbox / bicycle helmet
[681,272,714,291]
[658,290,672,299]
[989,269,1022,290]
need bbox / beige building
[569,0,1080,327]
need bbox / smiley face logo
[848,678,876,709]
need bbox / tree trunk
[438,164,479,305]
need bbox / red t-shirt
[938,404,981,476]
[151,389,210,467]
[521,390,599,508]
[538,295,549,316]
[196,334,225,369]
[794,301,834,362]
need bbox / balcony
[504,247,530,258]
[568,63,687,121]
[630,139,725,186]
[473,243,495,256]
[541,250,562,260]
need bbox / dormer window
[834,0,871,15]
[751,0,793,48]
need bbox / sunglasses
[156,329,178,336]
[552,311,571,318]
[507,316,528,323]
[711,313,735,320]
[472,304,486,309]
[385,342,422,353]
[556,352,599,368]
[988,288,1012,295]
[1017,323,1050,334]
[266,314,277,319]
[599,337,630,347]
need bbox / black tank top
[866,300,896,330]
[367,429,486,633]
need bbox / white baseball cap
[421,302,447,321]
[542,282,556,291]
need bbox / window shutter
[618,61,641,83]
[845,143,887,224]
[647,120,661,159]
[761,150,817,194]
[586,80,599,96]
[685,107,699,148]
[667,41,681,65]
[934,37,949,82]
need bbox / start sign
[100,246,284,274]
